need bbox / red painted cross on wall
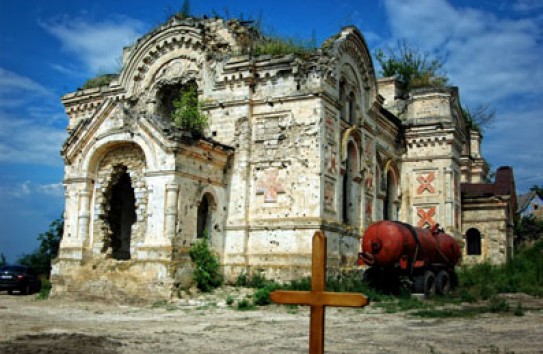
[417,206,437,228]
[256,169,286,203]
[417,171,436,195]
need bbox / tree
[531,185,543,199]
[374,40,448,90]
[463,103,496,134]
[0,253,6,267]
[179,0,191,18]
[18,216,63,276]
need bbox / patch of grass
[151,300,178,311]
[457,239,543,300]
[252,36,315,58]
[82,74,118,90]
[513,302,525,317]
[374,296,431,314]
[226,295,235,306]
[36,279,51,300]
[411,296,516,318]
[236,298,255,311]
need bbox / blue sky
[1,0,542,262]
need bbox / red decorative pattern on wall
[417,172,436,195]
[417,206,436,228]
[256,169,286,203]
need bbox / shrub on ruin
[170,83,208,136]
[189,237,223,292]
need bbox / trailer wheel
[413,270,435,297]
[435,270,451,295]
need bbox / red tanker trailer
[358,221,461,296]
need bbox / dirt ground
[1,289,542,354]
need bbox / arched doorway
[383,169,397,220]
[466,228,482,255]
[106,167,136,260]
[197,193,215,239]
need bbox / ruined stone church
[52,16,517,300]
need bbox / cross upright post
[270,231,369,354]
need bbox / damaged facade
[52,16,516,300]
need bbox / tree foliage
[462,103,496,134]
[375,40,448,90]
[171,82,208,136]
[531,185,543,199]
[0,253,6,267]
[18,216,63,276]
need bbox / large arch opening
[106,166,136,260]
[466,228,482,255]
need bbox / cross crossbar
[270,230,369,354]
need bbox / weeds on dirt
[151,300,178,311]
[457,239,543,300]
[36,279,52,300]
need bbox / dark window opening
[383,171,395,220]
[342,143,356,224]
[106,169,136,260]
[197,194,214,239]
[156,80,198,121]
[466,228,482,255]
[339,80,346,121]
[348,92,355,125]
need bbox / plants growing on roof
[375,40,448,90]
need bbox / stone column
[164,184,179,240]
[77,189,91,242]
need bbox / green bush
[171,83,208,136]
[236,298,255,311]
[253,283,282,306]
[189,239,223,292]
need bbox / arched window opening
[383,170,396,220]
[348,92,356,125]
[197,193,215,239]
[342,143,357,224]
[106,168,136,260]
[466,228,482,255]
[156,80,198,121]
[339,80,347,121]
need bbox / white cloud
[383,0,543,103]
[41,16,146,74]
[0,68,66,166]
[0,68,54,99]
[0,113,66,166]
[512,0,543,12]
[0,181,63,200]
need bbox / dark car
[0,265,42,295]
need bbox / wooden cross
[270,231,369,354]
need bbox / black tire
[435,270,451,295]
[7,289,13,295]
[23,283,31,295]
[413,270,436,297]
